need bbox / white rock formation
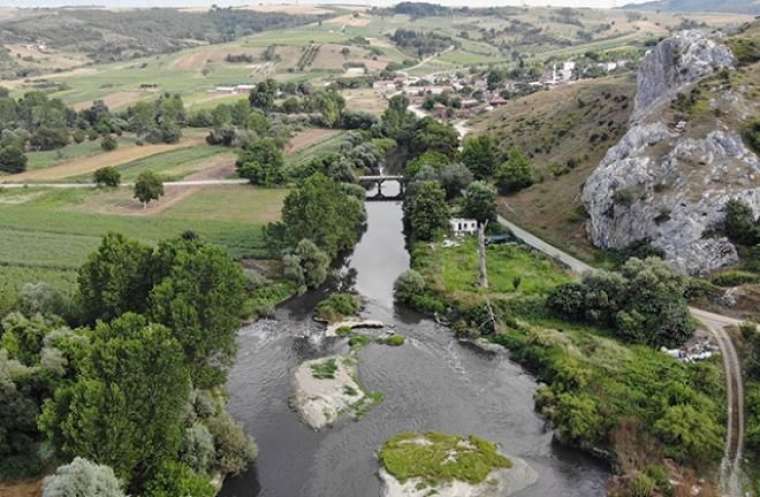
[291,355,365,430]
[582,30,760,274]
[379,456,537,497]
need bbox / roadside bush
[94,166,121,188]
[547,257,693,348]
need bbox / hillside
[625,0,760,15]
[0,7,328,79]
[470,75,636,261]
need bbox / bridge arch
[357,175,406,201]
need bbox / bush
[17,282,69,318]
[100,134,118,151]
[206,412,258,475]
[495,148,533,194]
[315,293,360,322]
[0,145,27,174]
[143,461,214,497]
[282,239,330,294]
[724,199,760,246]
[180,423,216,474]
[94,166,121,188]
[711,270,760,287]
[43,458,125,497]
[394,270,426,307]
[382,334,406,346]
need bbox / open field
[285,128,344,155]
[25,135,139,171]
[2,131,208,183]
[342,88,388,115]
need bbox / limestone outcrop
[582,30,760,274]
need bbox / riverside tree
[265,173,366,259]
[134,171,164,207]
[42,458,126,497]
[403,180,449,241]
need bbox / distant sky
[3,0,653,9]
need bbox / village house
[450,218,478,235]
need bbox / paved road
[496,215,745,496]
[0,179,248,189]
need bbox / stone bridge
[357,175,406,201]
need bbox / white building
[450,218,478,235]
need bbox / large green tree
[77,233,154,324]
[39,314,191,491]
[461,181,496,224]
[461,135,499,179]
[134,171,165,207]
[236,138,285,186]
[266,173,366,259]
[411,117,459,158]
[403,180,449,241]
[495,148,533,193]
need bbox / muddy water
[219,193,609,497]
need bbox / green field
[0,186,278,296]
[26,135,139,171]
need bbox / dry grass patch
[285,128,343,155]
[0,479,42,497]
[343,88,387,115]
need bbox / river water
[219,191,609,497]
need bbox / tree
[248,79,277,110]
[266,173,366,259]
[236,138,285,186]
[148,237,247,387]
[39,314,191,491]
[495,148,533,193]
[29,126,69,151]
[77,233,154,323]
[461,181,496,224]
[411,117,459,158]
[42,458,126,497]
[100,134,118,151]
[461,135,499,179]
[0,145,27,174]
[405,150,450,178]
[403,180,449,241]
[94,167,121,188]
[724,199,759,246]
[134,171,164,207]
[394,269,426,306]
[143,461,214,497]
[438,162,473,199]
[205,411,257,475]
[282,239,330,294]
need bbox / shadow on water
[220,191,610,497]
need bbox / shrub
[206,412,257,475]
[711,270,760,287]
[394,270,426,306]
[17,282,69,318]
[94,166,121,188]
[42,458,125,497]
[495,148,533,194]
[100,134,118,151]
[0,145,27,174]
[180,423,216,474]
[315,293,360,322]
[382,335,406,346]
[143,461,214,497]
[724,198,760,246]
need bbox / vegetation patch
[315,293,361,322]
[309,358,339,380]
[379,432,511,485]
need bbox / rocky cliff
[582,29,760,274]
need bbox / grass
[160,186,288,224]
[310,358,339,380]
[314,292,361,323]
[25,135,138,171]
[381,335,406,346]
[379,432,511,485]
[417,237,571,300]
[101,144,229,182]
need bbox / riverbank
[403,236,728,496]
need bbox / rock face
[379,455,537,497]
[291,355,366,430]
[583,30,760,274]
[633,30,735,121]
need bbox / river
[219,185,610,497]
